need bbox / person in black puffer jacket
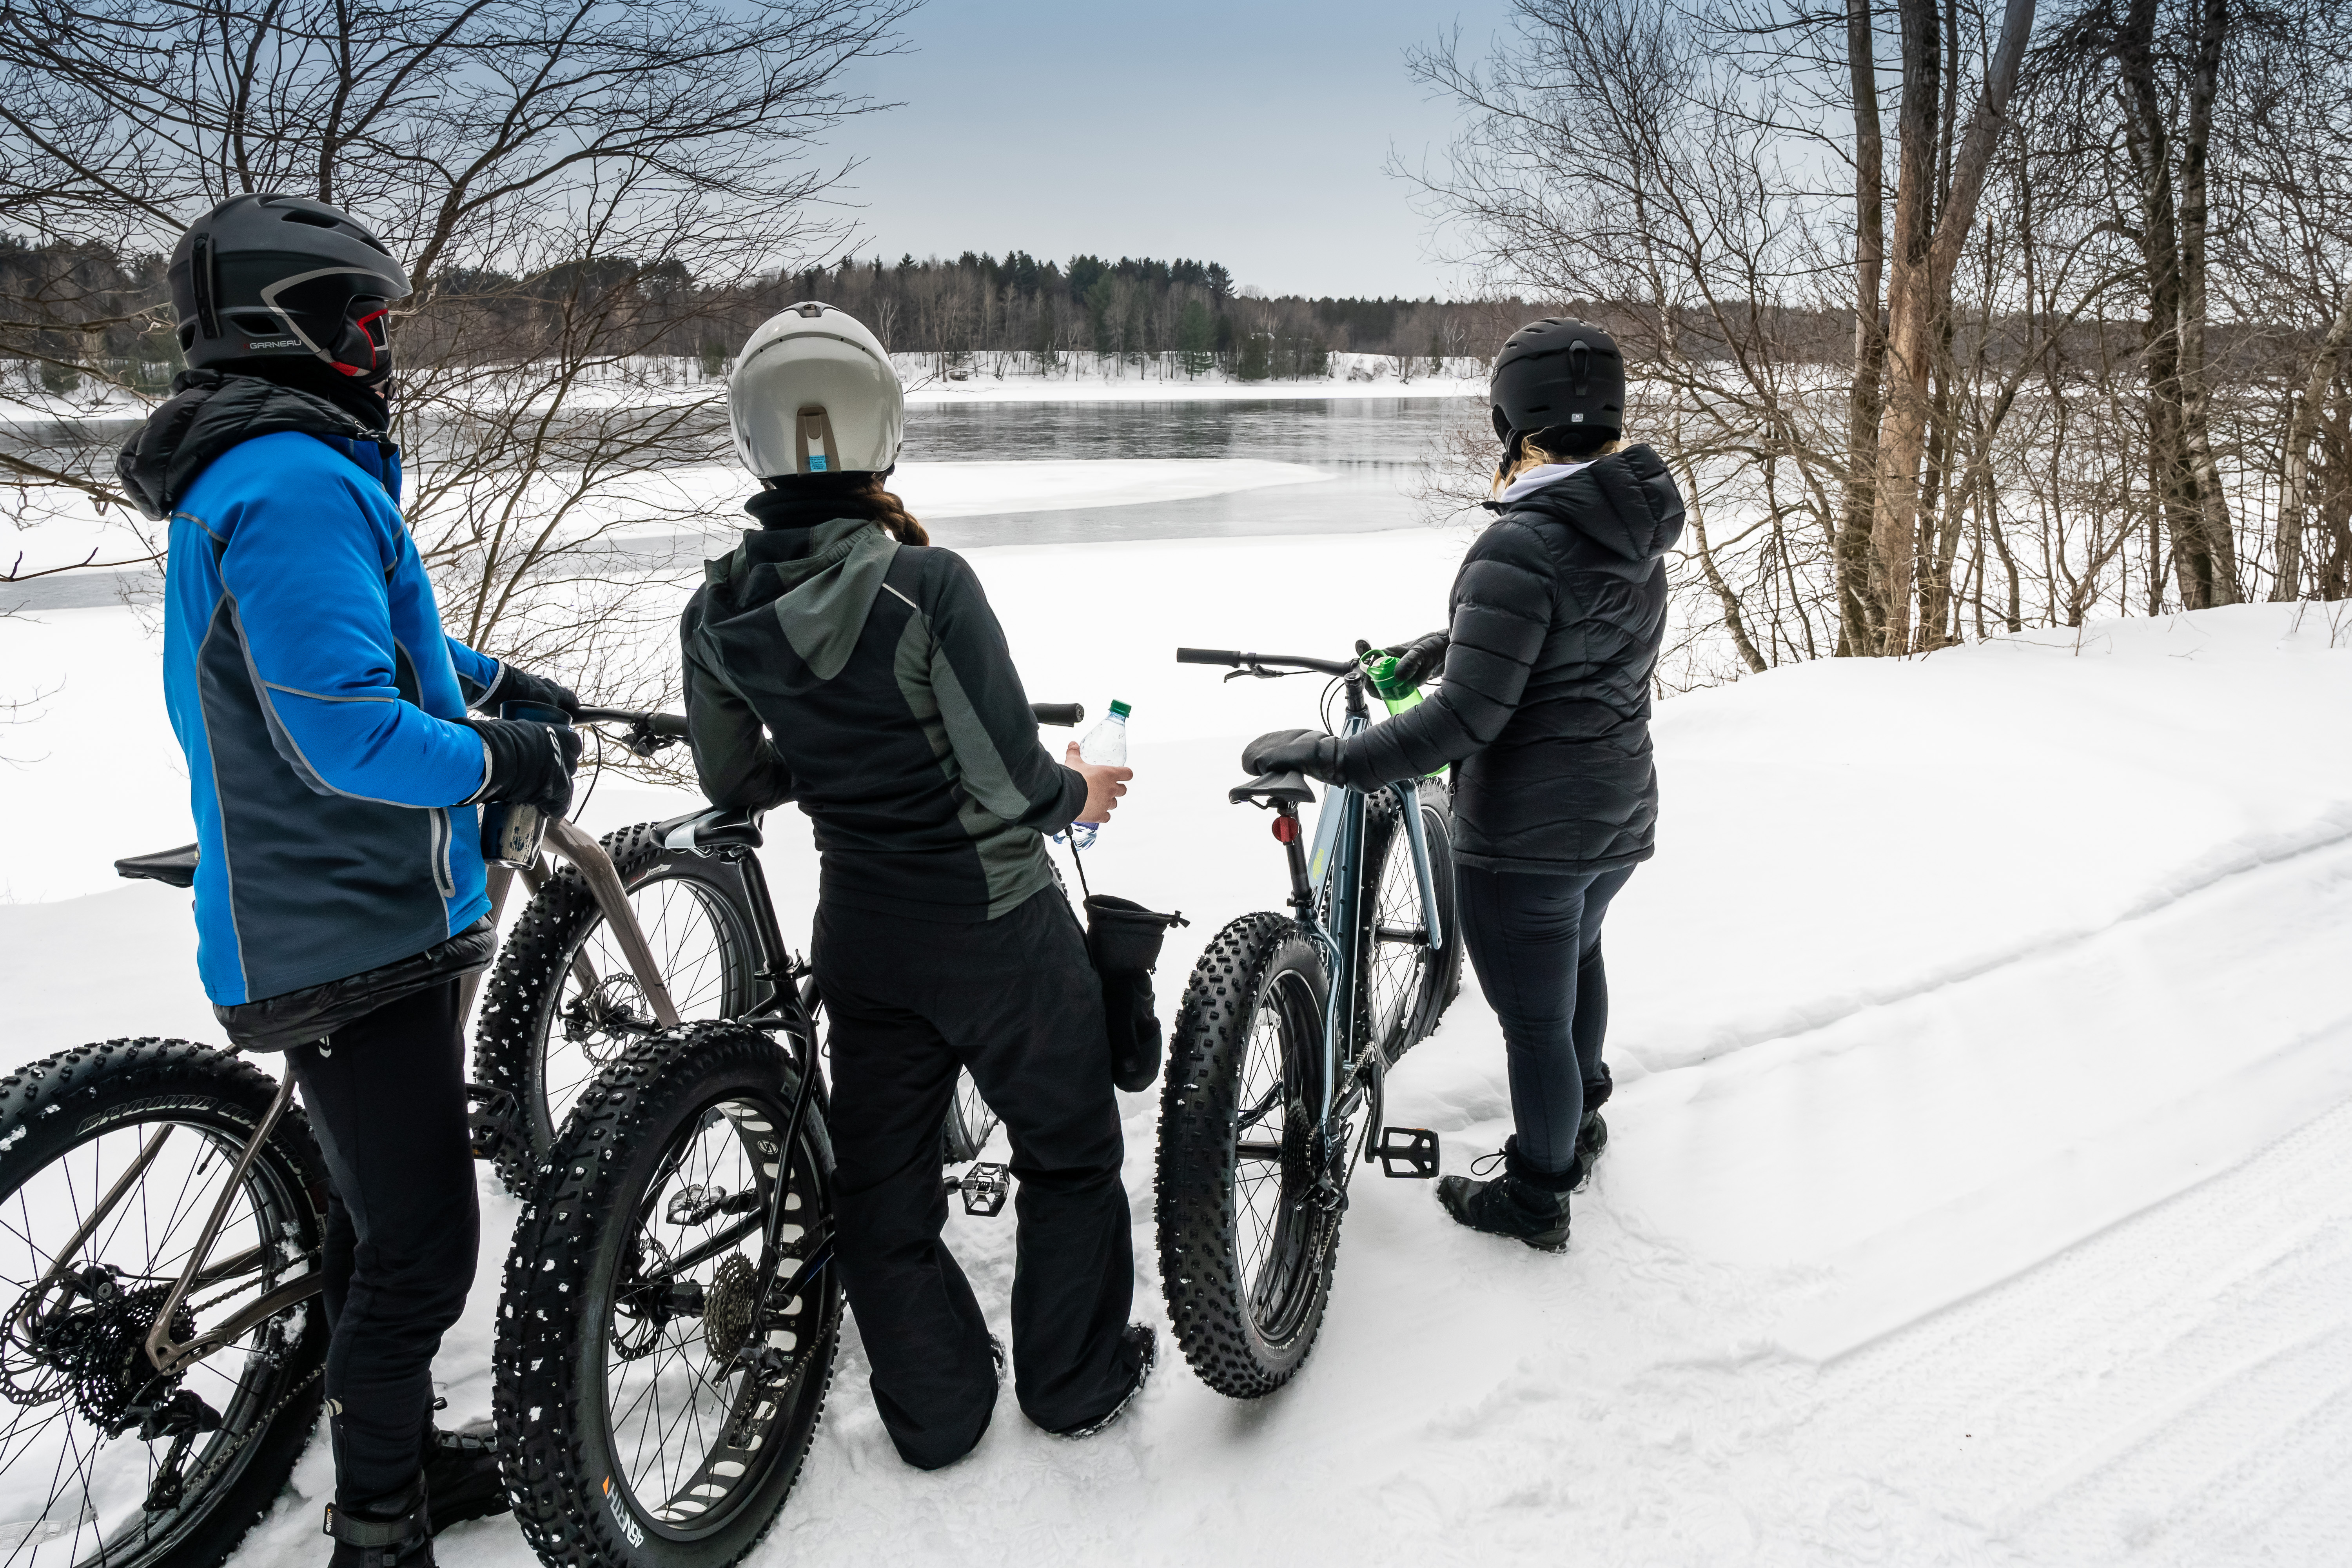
[1245,318,1683,1254]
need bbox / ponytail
[856,474,929,547]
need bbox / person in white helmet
[677,303,1155,1468]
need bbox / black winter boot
[420,1420,506,1533]
[324,1478,433,1568]
[1435,1137,1578,1252]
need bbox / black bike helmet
[1489,317,1624,459]
[169,194,412,386]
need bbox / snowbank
[3,543,2350,1564]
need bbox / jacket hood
[1490,443,1686,563]
[116,369,378,520]
[703,516,900,681]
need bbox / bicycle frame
[109,817,694,1380]
[1262,666,1446,1163]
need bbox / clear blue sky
[822,0,1516,300]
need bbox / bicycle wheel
[1156,913,1347,1399]
[0,1041,328,1568]
[475,823,763,1193]
[939,1071,999,1165]
[496,1021,839,1568]
[1358,789,1464,1065]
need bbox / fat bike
[1155,644,1462,1398]
[0,707,840,1568]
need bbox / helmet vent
[792,301,826,318]
[281,209,341,229]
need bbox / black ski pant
[1456,863,1637,1175]
[812,888,1133,1470]
[289,978,479,1511]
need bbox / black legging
[289,979,479,1510]
[1455,863,1636,1174]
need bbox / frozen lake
[0,396,1475,609]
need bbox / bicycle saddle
[657,806,765,855]
[1229,773,1316,807]
[115,842,199,889]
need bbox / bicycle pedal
[1375,1127,1440,1179]
[958,1163,1012,1217]
[465,1088,524,1167]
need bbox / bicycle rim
[599,1088,824,1540]
[1231,968,1331,1348]
[0,1118,313,1568]
[538,875,755,1140]
[1363,813,1429,1058]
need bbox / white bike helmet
[728,302,903,479]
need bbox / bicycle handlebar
[576,703,1083,737]
[575,706,690,738]
[1175,646,1360,677]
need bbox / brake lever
[619,719,679,759]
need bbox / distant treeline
[731,252,1522,378]
[0,236,1524,387]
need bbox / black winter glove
[1242,727,1344,785]
[1383,630,1449,689]
[463,717,584,817]
[479,662,579,717]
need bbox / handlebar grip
[643,713,690,739]
[1175,647,1242,666]
[1031,702,1085,728]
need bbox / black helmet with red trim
[168,194,411,387]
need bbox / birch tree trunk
[2269,287,2352,599]
[1866,0,2036,653]
[2175,0,2239,600]
[1835,0,1888,657]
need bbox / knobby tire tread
[473,825,756,1195]
[1154,915,1337,1400]
[0,1040,328,1568]
[492,1021,836,1568]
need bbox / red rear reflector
[1272,816,1299,844]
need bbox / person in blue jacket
[116,194,581,1568]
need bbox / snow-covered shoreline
[3,533,2349,1565]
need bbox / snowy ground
[3,526,2351,1564]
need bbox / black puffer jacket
[1333,445,1685,873]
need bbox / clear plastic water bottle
[1066,699,1131,850]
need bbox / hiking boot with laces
[1435,1136,1579,1252]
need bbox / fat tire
[1154,914,1338,1399]
[1359,789,1464,1063]
[0,1040,328,1568]
[494,1021,838,1568]
[474,824,761,1194]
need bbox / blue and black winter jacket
[125,373,496,1005]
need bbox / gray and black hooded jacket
[681,495,1087,923]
